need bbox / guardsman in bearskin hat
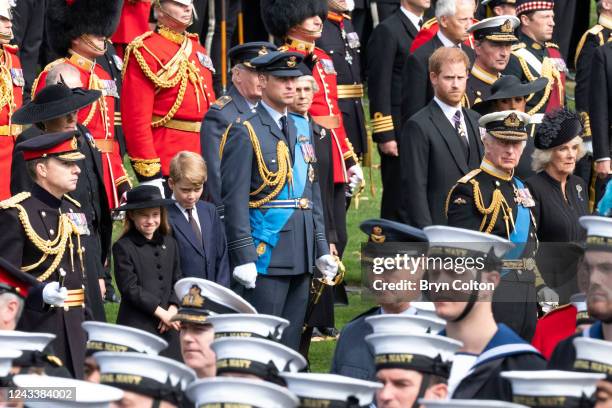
[0,0,23,200]
[503,0,567,117]
[111,0,153,59]
[0,132,90,379]
[32,0,130,210]
[122,0,215,196]
[261,0,363,257]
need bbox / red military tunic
[283,38,358,183]
[0,44,23,200]
[34,52,131,208]
[122,28,215,181]
[532,303,590,359]
[111,0,152,58]
[410,17,477,53]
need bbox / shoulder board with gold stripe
[64,194,82,208]
[511,42,526,51]
[0,192,31,209]
[422,17,437,29]
[545,42,559,49]
[458,168,482,184]
[212,95,232,109]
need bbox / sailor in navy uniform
[446,110,556,341]
[201,41,278,210]
[422,226,546,400]
[219,51,337,350]
[548,216,612,371]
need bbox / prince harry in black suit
[399,47,483,228]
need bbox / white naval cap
[413,301,439,319]
[0,330,55,351]
[419,399,529,408]
[186,377,299,408]
[501,370,606,407]
[172,277,257,325]
[211,337,307,381]
[573,337,612,378]
[82,321,168,355]
[206,313,289,341]
[0,0,12,20]
[467,15,520,39]
[579,216,612,246]
[12,374,124,408]
[0,349,21,377]
[365,314,446,334]
[95,351,196,406]
[281,372,382,407]
[423,225,514,258]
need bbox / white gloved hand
[140,178,166,198]
[233,262,258,289]
[347,164,364,191]
[316,254,339,283]
[537,286,560,304]
[42,282,68,307]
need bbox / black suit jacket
[367,8,419,143]
[399,100,483,227]
[589,42,612,161]
[401,36,475,124]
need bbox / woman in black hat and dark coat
[525,108,589,303]
[112,185,183,361]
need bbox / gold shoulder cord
[219,120,293,208]
[0,48,15,116]
[518,56,562,115]
[123,32,206,127]
[470,179,515,238]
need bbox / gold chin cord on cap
[81,34,108,54]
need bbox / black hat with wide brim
[12,83,101,125]
[472,76,548,115]
[113,185,175,212]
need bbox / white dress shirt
[400,6,423,32]
[437,30,460,48]
[173,197,201,231]
[260,99,288,130]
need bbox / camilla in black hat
[112,184,183,361]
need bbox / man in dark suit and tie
[367,0,431,221]
[400,0,476,124]
[399,47,483,228]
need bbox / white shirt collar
[260,99,287,130]
[437,29,459,48]
[434,96,462,122]
[172,195,197,216]
[400,6,423,31]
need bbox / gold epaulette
[31,58,67,100]
[422,17,437,29]
[575,26,605,66]
[130,157,162,178]
[511,42,526,51]
[371,112,394,134]
[46,355,63,367]
[63,194,81,208]
[0,192,31,209]
[545,41,559,49]
[458,168,481,184]
[121,31,155,78]
[588,24,605,36]
[213,95,232,109]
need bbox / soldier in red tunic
[261,0,363,254]
[122,0,215,195]
[111,0,153,59]
[0,0,23,200]
[33,0,130,209]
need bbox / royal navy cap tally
[206,313,289,341]
[82,321,168,356]
[12,374,124,408]
[501,370,605,408]
[478,110,531,141]
[365,314,446,335]
[250,51,304,77]
[172,277,257,325]
[579,216,612,249]
[95,351,196,406]
[211,337,307,383]
[515,0,554,15]
[281,372,382,407]
[229,41,278,66]
[366,333,462,378]
[420,399,528,408]
[573,337,612,380]
[423,225,514,260]
[570,293,592,325]
[0,349,21,377]
[15,131,85,162]
[468,16,520,42]
[186,377,299,408]
[0,257,39,299]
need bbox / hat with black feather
[534,108,584,150]
[46,0,124,57]
[261,0,328,39]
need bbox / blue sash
[249,114,310,274]
[505,178,530,261]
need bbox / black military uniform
[366,7,420,220]
[201,42,277,210]
[317,8,368,157]
[0,132,90,379]
[446,111,539,341]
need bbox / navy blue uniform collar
[31,183,62,209]
[583,321,604,339]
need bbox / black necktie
[453,110,469,157]
[186,208,202,248]
[418,18,423,29]
[280,116,289,140]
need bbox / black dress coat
[112,229,182,360]
[399,101,483,228]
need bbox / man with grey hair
[400,0,475,123]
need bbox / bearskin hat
[46,0,124,57]
[261,0,328,39]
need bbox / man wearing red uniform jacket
[261,0,363,255]
[33,0,130,209]
[122,0,215,195]
[0,0,23,200]
[111,0,153,59]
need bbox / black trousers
[379,151,403,221]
